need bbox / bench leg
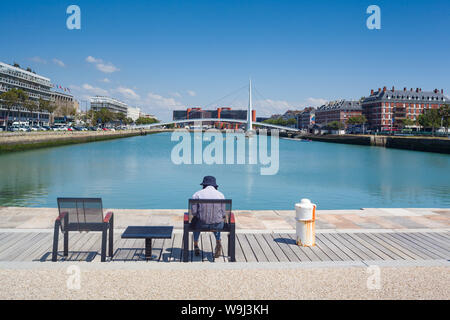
[63,231,69,256]
[52,222,60,262]
[229,227,236,262]
[183,228,189,262]
[101,226,107,262]
[108,217,114,257]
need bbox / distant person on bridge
[191,176,225,258]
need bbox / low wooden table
[121,226,173,260]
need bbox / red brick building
[361,87,448,131]
[315,100,362,127]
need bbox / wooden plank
[8,233,49,261]
[245,234,268,262]
[112,238,131,261]
[394,233,448,259]
[218,233,228,262]
[201,233,214,262]
[153,238,165,262]
[354,233,399,260]
[383,233,437,260]
[237,234,257,262]
[170,233,183,262]
[161,234,175,262]
[407,233,450,253]
[306,241,333,261]
[78,233,102,261]
[427,232,450,241]
[0,233,43,261]
[253,234,279,262]
[271,234,300,262]
[21,234,53,262]
[234,234,247,262]
[122,238,138,261]
[32,233,60,262]
[191,233,202,263]
[327,233,373,260]
[321,233,361,261]
[72,233,97,261]
[371,233,424,260]
[261,233,289,262]
[363,233,416,260]
[340,233,386,260]
[0,233,13,244]
[413,233,450,252]
[286,234,320,262]
[315,234,348,261]
[345,233,392,260]
[421,232,450,247]
[131,238,145,261]
[312,236,341,261]
[0,233,28,254]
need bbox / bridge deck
[136,118,300,132]
[0,230,448,263]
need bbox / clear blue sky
[1,0,449,120]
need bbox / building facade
[51,91,77,117]
[361,87,449,131]
[297,107,316,129]
[172,107,251,129]
[90,96,128,115]
[0,62,51,126]
[315,100,362,127]
[127,106,141,121]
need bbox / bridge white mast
[247,78,253,132]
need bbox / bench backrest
[188,199,232,224]
[57,198,104,231]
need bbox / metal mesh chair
[52,198,114,262]
[183,199,235,262]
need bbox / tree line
[0,88,58,131]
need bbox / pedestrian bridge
[135,118,299,132]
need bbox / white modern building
[0,61,52,127]
[90,96,128,114]
[127,106,141,121]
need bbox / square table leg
[145,238,153,260]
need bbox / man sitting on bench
[192,176,226,258]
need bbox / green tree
[123,117,134,125]
[94,108,115,126]
[400,118,416,128]
[26,100,40,126]
[438,104,449,134]
[347,115,367,125]
[327,121,345,131]
[114,112,126,123]
[418,109,441,136]
[135,117,159,125]
[39,98,57,125]
[0,89,20,131]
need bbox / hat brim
[200,182,218,188]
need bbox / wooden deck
[0,231,449,263]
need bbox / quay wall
[0,129,168,153]
[302,134,450,154]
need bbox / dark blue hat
[200,176,218,188]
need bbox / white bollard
[295,199,316,247]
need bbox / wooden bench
[183,199,236,262]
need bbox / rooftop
[317,100,362,111]
[363,87,449,104]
